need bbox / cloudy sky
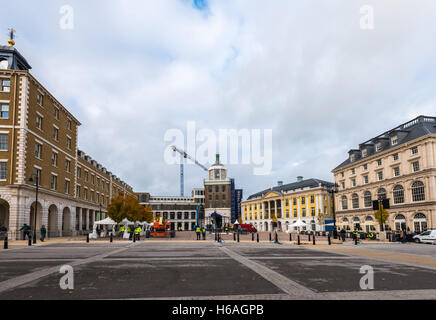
[2,0,436,197]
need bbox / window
[91,174,95,184]
[65,180,70,194]
[84,171,88,182]
[52,126,58,141]
[66,137,72,149]
[342,196,348,210]
[377,159,382,166]
[363,164,368,170]
[301,197,306,205]
[351,168,355,175]
[36,114,43,130]
[293,198,297,206]
[0,104,9,119]
[411,181,425,202]
[341,182,345,189]
[341,172,344,178]
[34,143,42,159]
[393,167,400,177]
[393,185,404,204]
[310,196,315,204]
[412,161,420,172]
[208,187,212,193]
[364,191,372,208]
[76,185,81,198]
[215,170,220,179]
[393,153,399,161]
[391,135,398,146]
[285,199,289,206]
[364,176,369,184]
[67,119,72,130]
[293,209,297,218]
[51,152,58,167]
[77,167,81,178]
[375,142,382,152]
[84,188,88,200]
[0,134,8,151]
[377,188,387,200]
[222,186,226,192]
[65,159,71,172]
[411,146,418,155]
[362,149,367,157]
[377,171,383,181]
[302,208,306,217]
[37,93,43,106]
[352,179,356,187]
[350,154,355,162]
[51,174,58,190]
[54,106,59,120]
[0,79,10,92]
[352,194,359,209]
[0,162,6,180]
[311,208,315,217]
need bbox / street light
[29,174,39,244]
[328,184,339,239]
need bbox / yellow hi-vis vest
[135,228,141,234]
[196,227,201,233]
[120,226,125,232]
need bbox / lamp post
[29,174,39,244]
[329,184,339,239]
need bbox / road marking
[117,294,292,300]
[218,246,316,299]
[0,243,138,294]
[321,289,436,300]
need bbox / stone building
[332,115,436,233]
[0,43,133,239]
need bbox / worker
[119,225,125,238]
[135,226,141,241]
[225,225,229,234]
[196,226,201,240]
[202,227,206,240]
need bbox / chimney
[278,181,283,187]
[297,176,304,183]
[216,154,220,164]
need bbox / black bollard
[237,232,240,243]
[252,233,254,242]
[297,235,301,246]
[289,233,292,242]
[133,233,136,243]
[308,234,311,242]
[28,235,32,246]
[257,233,259,243]
[275,232,278,243]
[4,236,8,250]
[313,234,316,245]
[86,234,89,243]
[269,233,272,241]
[110,233,113,243]
[328,234,331,245]
[234,233,236,241]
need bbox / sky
[2,0,436,198]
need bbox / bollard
[257,233,259,243]
[4,236,8,250]
[328,234,331,245]
[308,234,311,242]
[252,233,254,242]
[237,233,240,243]
[355,237,358,245]
[234,233,236,241]
[28,235,32,246]
[269,233,272,241]
[297,235,301,246]
[110,233,113,243]
[275,232,279,243]
[133,233,136,243]
[313,234,316,245]
[289,233,292,242]
[86,234,89,243]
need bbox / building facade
[0,44,133,239]
[242,178,335,232]
[332,116,436,233]
[138,191,202,231]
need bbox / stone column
[78,207,82,231]
[86,209,90,231]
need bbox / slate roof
[247,178,335,200]
[333,116,436,172]
[0,45,32,70]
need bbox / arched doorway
[353,217,361,230]
[48,205,59,238]
[364,216,376,232]
[394,214,407,231]
[0,199,10,239]
[29,202,43,237]
[62,207,71,236]
[413,213,427,233]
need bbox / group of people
[17,224,47,242]
[195,226,207,240]
[118,225,143,240]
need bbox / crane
[171,146,208,197]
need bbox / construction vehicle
[146,217,176,238]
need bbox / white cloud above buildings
[2,0,436,197]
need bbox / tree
[107,193,154,224]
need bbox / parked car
[413,230,436,244]
[239,224,257,234]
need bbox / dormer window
[0,59,8,69]
[375,142,382,152]
[391,135,398,146]
[350,154,355,162]
[362,149,367,157]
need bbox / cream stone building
[0,43,133,240]
[242,178,335,232]
[332,115,436,233]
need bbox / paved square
[0,240,435,300]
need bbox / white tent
[90,218,117,239]
[286,219,309,233]
[94,217,117,226]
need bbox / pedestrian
[19,224,31,240]
[119,225,125,238]
[401,230,407,244]
[40,225,47,242]
[202,227,206,240]
[196,226,201,240]
[340,228,346,242]
[135,226,141,241]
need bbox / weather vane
[8,28,16,47]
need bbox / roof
[333,116,436,172]
[0,45,32,70]
[247,178,335,200]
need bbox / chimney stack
[297,176,304,182]
[278,181,283,187]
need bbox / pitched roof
[247,178,335,200]
[333,116,436,171]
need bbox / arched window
[393,185,404,204]
[352,194,359,209]
[364,191,372,208]
[377,188,387,200]
[341,196,348,210]
[413,213,427,233]
[365,216,374,222]
[411,181,425,202]
[353,217,360,223]
[394,214,406,231]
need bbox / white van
[413,230,436,244]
